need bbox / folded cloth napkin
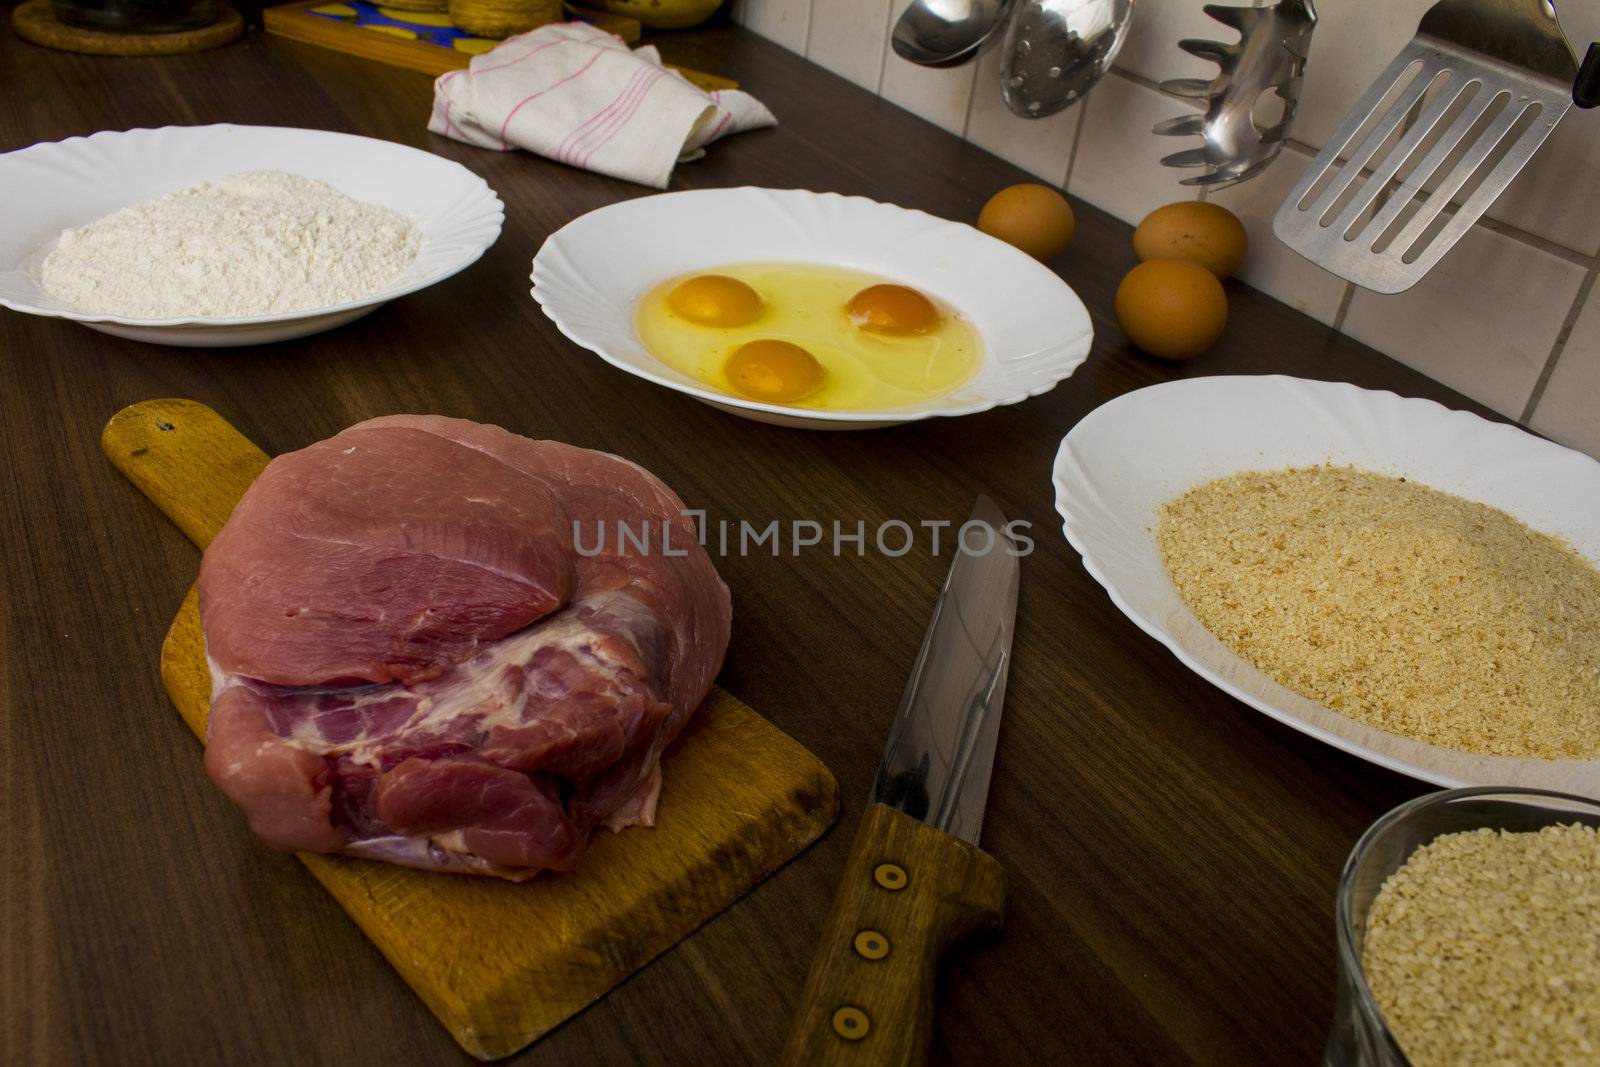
[430,23,777,189]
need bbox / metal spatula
[1272,0,1584,294]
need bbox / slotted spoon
[1272,0,1583,294]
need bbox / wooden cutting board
[102,398,838,1061]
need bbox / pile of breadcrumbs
[1157,466,1600,760]
[1361,824,1600,1066]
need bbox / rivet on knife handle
[779,804,1005,1066]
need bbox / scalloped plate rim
[1052,374,1600,792]
[529,186,1093,426]
[0,124,504,329]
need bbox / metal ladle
[892,0,1017,68]
[1001,0,1135,118]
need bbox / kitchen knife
[780,496,1017,1066]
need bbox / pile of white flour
[39,171,422,318]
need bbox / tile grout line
[1111,66,1201,118]
[1112,65,1166,95]
[1062,99,1092,191]
[1330,282,1357,332]
[1519,262,1598,424]
[1474,216,1599,270]
[959,55,981,140]
[800,0,815,58]
[874,1,896,95]
[1110,66,1203,201]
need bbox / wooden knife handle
[780,803,1005,1067]
[101,399,269,550]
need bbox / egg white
[634,262,982,411]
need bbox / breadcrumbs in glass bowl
[1329,787,1600,1066]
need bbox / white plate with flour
[1053,375,1600,795]
[0,125,503,347]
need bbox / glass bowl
[1326,786,1600,1066]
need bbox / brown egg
[1114,258,1228,361]
[977,183,1076,261]
[1132,201,1247,279]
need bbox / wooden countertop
[1,17,1478,1066]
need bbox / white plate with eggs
[530,187,1093,429]
[0,125,503,347]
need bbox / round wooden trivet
[11,1,245,56]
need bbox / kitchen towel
[429,23,776,189]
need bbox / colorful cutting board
[102,398,838,1060]
[262,1,738,91]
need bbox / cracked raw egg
[848,284,939,335]
[635,262,982,410]
[666,274,764,327]
[725,340,826,403]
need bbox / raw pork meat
[198,415,730,879]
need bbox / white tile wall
[803,0,891,92]
[734,0,1600,456]
[1530,287,1600,456]
[1291,0,1433,150]
[1113,0,1222,87]
[729,0,810,56]
[1342,225,1587,414]
[877,0,978,135]
[1069,72,1201,226]
[1489,111,1600,257]
[1206,144,1349,325]
[962,45,1080,186]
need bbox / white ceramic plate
[1053,375,1600,794]
[0,125,503,347]
[530,187,1092,429]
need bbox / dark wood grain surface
[1,16,1481,1066]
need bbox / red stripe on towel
[554,66,651,164]
[497,51,604,150]
[579,69,667,168]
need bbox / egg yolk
[667,275,764,327]
[725,340,826,403]
[847,284,939,335]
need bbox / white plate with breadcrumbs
[0,125,503,347]
[1053,375,1600,795]
[531,187,1092,429]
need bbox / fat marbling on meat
[198,415,731,879]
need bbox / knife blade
[780,496,1017,1066]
